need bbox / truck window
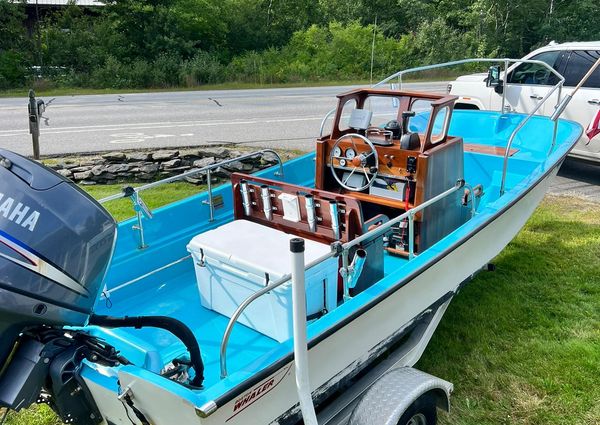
[507,51,563,85]
[562,50,600,88]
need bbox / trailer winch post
[290,238,318,425]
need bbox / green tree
[0,0,31,88]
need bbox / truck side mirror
[487,66,504,94]
[486,66,501,87]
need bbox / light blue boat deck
[83,110,582,406]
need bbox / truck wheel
[397,393,437,425]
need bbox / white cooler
[186,220,338,342]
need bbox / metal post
[290,238,318,425]
[206,169,214,222]
[501,59,509,113]
[341,248,350,301]
[133,193,147,249]
[408,213,415,260]
[550,84,562,154]
[28,90,40,160]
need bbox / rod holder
[261,185,272,220]
[347,249,367,290]
[305,194,317,232]
[329,201,341,240]
[240,179,251,216]
[550,94,572,121]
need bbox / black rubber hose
[88,314,204,387]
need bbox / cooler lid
[187,220,332,280]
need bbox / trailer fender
[348,367,453,425]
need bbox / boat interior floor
[90,251,409,389]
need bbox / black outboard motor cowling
[0,149,116,409]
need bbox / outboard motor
[0,150,205,424]
[0,149,116,416]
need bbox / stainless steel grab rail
[370,58,565,197]
[98,149,284,248]
[219,250,335,379]
[219,179,465,378]
[98,149,284,204]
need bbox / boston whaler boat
[0,58,588,425]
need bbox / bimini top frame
[319,58,566,196]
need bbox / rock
[56,169,73,178]
[139,173,156,180]
[224,161,244,172]
[91,165,106,176]
[70,165,93,173]
[228,150,243,158]
[79,180,97,186]
[167,166,191,172]
[198,147,229,159]
[213,167,231,178]
[60,160,80,170]
[46,163,62,170]
[79,159,96,167]
[126,152,151,162]
[139,164,159,174]
[152,150,179,161]
[102,152,126,162]
[98,173,117,180]
[106,163,131,174]
[185,176,204,185]
[117,172,133,178]
[73,171,92,180]
[161,158,182,169]
[193,157,215,168]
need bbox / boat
[0,58,586,425]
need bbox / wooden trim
[230,173,364,243]
[464,143,519,156]
[422,96,457,152]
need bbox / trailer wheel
[397,393,437,425]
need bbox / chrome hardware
[329,201,341,240]
[305,195,317,232]
[240,179,251,216]
[261,185,272,220]
[529,94,543,100]
[588,99,600,105]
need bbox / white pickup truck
[448,41,600,163]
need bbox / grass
[0,73,457,98]
[422,195,600,425]
[3,195,599,425]
[82,181,207,222]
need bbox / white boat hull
[84,164,559,425]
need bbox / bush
[180,51,226,86]
[0,51,27,89]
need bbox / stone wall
[45,147,282,185]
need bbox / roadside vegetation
[2,0,600,92]
[3,193,598,425]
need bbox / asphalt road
[0,82,447,156]
[0,82,598,200]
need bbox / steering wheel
[329,133,379,192]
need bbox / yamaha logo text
[0,193,40,232]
